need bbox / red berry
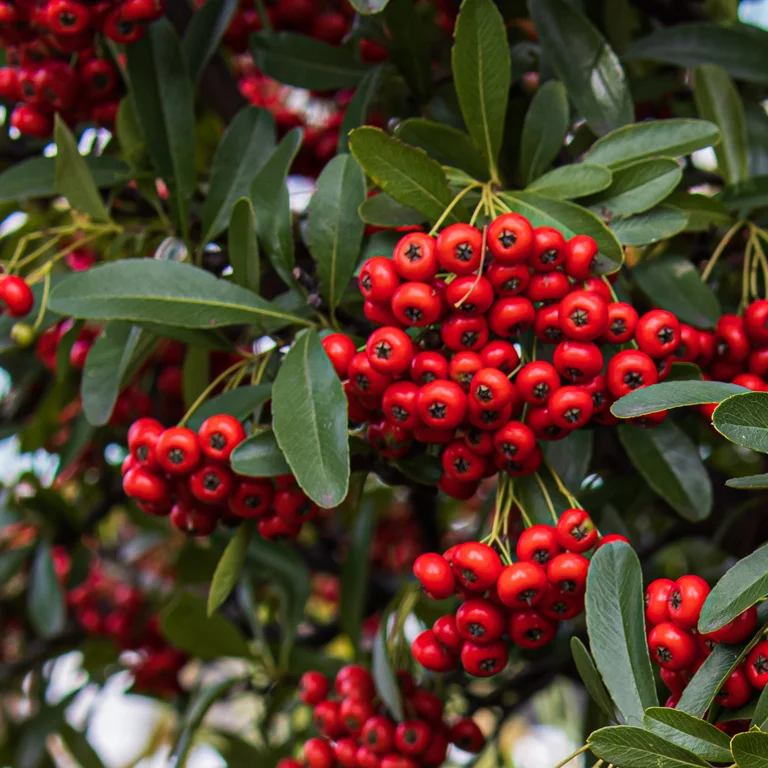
[487,261,530,297]
[189,463,234,505]
[410,690,444,723]
[595,533,630,549]
[744,299,768,345]
[456,598,506,645]
[529,226,566,272]
[366,326,414,374]
[715,665,752,709]
[432,615,463,652]
[449,351,484,390]
[122,467,169,505]
[449,718,485,753]
[716,314,751,363]
[509,609,557,648]
[548,386,594,429]
[170,503,216,536]
[298,671,329,705]
[648,622,698,670]
[156,427,202,475]
[441,313,489,352]
[603,302,638,344]
[479,340,520,373]
[707,606,758,644]
[410,351,448,385]
[359,256,400,303]
[393,232,437,281]
[382,381,421,430]
[517,361,560,405]
[413,553,455,600]
[470,367,514,409]
[391,282,443,327]
[553,340,603,383]
[644,578,675,627]
[487,213,534,264]
[488,296,536,337]
[274,488,318,525]
[198,414,246,462]
[746,640,768,690]
[394,721,432,756]
[497,561,548,608]
[128,418,164,471]
[411,629,458,673]
[539,583,585,621]
[228,479,273,518]
[446,275,494,315]
[0,276,34,317]
[527,271,571,304]
[436,223,483,275]
[417,380,467,429]
[304,736,334,768]
[333,738,358,768]
[460,639,508,677]
[10,105,53,138]
[636,310,680,358]
[668,575,710,630]
[492,420,536,462]
[336,664,375,700]
[564,235,598,280]
[516,524,562,565]
[322,333,357,378]
[348,352,392,398]
[605,349,658,399]
[452,541,502,592]
[555,508,598,553]
[547,553,590,596]
[442,440,488,482]
[340,697,375,736]
[559,290,608,341]
[361,715,395,755]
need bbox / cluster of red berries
[121,414,319,540]
[279,665,485,768]
[645,575,766,715]
[0,0,160,138]
[410,511,628,677]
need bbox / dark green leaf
[699,545,768,633]
[230,431,291,477]
[0,546,33,584]
[228,197,260,293]
[349,127,462,225]
[618,421,712,521]
[383,0,432,99]
[585,118,721,167]
[633,254,722,328]
[349,0,389,12]
[624,22,768,84]
[585,543,658,726]
[309,154,367,312]
[643,707,732,762]
[513,468,570,526]
[451,0,510,172]
[394,118,489,180]
[117,96,148,170]
[542,430,593,492]
[160,592,251,659]
[588,726,710,768]
[678,642,743,717]
[182,0,238,84]
[732,732,768,768]
[251,31,370,89]
[665,192,732,232]
[501,191,624,272]
[56,414,95,477]
[27,545,66,639]
[693,64,748,186]
[54,117,110,223]
[393,453,443,486]
[610,205,687,245]
[272,329,349,508]
[182,347,209,410]
[126,19,195,236]
[520,81,570,185]
[721,176,768,215]
[373,614,405,721]
[201,107,276,244]
[528,0,632,136]
[612,380,747,418]
[208,522,254,616]
[48,260,306,331]
[358,194,426,227]
[713,391,768,453]
[727,473,768,489]
[752,684,768,730]
[338,65,390,152]
[570,637,616,721]
[341,498,375,648]
[187,384,271,432]
[526,163,613,200]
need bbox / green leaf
[394,118,489,180]
[451,0,510,173]
[230,431,291,477]
[181,0,238,85]
[338,65,390,152]
[53,117,110,223]
[117,96,148,170]
[585,543,658,726]
[526,163,613,200]
[699,545,768,633]
[60,724,106,768]
[588,726,710,768]
[200,106,276,244]
[612,381,747,418]
[341,498,375,648]
[0,156,131,203]
[126,19,196,236]
[186,384,271,432]
[618,421,712,521]
[542,430,593,493]
[570,637,616,721]
[393,453,444,486]
[160,592,251,659]
[182,347,209,410]
[383,0,432,99]
[678,641,743,717]
[81,322,148,426]
[349,0,390,13]
[0,546,33,584]
[585,118,721,167]
[358,194,426,227]
[27,545,66,639]
[251,31,370,90]
[228,197,260,294]
[501,191,624,272]
[208,522,254,616]
[732,732,768,768]
[272,329,349,508]
[713,391,768,453]
[610,205,687,245]
[349,127,462,225]
[727,473,768,489]
[664,191,733,232]
[721,176,768,215]
[513,467,571,525]
[585,158,682,218]
[752,684,768,730]
[693,64,748,186]
[373,612,405,721]
[309,154,367,313]
[528,0,632,136]
[48,259,306,331]
[624,22,768,84]
[633,254,722,328]
[643,707,732,763]
[520,81,570,185]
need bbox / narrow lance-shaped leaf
[338,64,390,153]
[570,637,616,721]
[27,544,66,639]
[181,0,238,85]
[525,164,612,200]
[358,194,426,228]
[341,498,375,648]
[610,205,688,246]
[520,81,570,185]
[230,431,292,477]
[227,197,260,294]
[611,381,747,418]
[187,384,271,432]
[208,521,254,616]
[678,642,744,717]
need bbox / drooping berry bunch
[645,575,765,716]
[279,665,485,768]
[410,509,627,677]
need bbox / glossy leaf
[49,259,306,331]
[752,685,768,730]
[201,106,276,244]
[612,380,747,418]
[383,0,432,98]
[251,31,370,89]
[228,197,260,294]
[452,0,510,172]
[585,543,658,726]
[542,430,593,493]
[230,431,291,477]
[187,384,271,432]
[208,522,254,616]
[610,205,687,245]
[664,191,732,232]
[520,81,570,185]
[585,118,721,167]
[588,726,709,768]
[272,329,349,508]
[53,117,110,223]
[528,0,632,136]
[693,65,748,186]
[721,176,768,215]
[570,637,616,721]
[338,65,390,152]
[526,163,612,200]
[732,732,768,768]
[713,391,768,453]
[392,453,443,486]
[181,0,238,84]
[348,0,389,13]
[727,473,768,489]
[309,154,367,312]
[358,194,426,227]
[618,421,712,521]
[643,707,732,762]
[350,127,462,224]
[341,499,375,648]
[678,642,743,717]
[373,614,405,721]
[27,545,66,639]
[182,347,209,410]
[633,254,722,328]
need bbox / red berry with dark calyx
[461,639,509,677]
[555,508,598,553]
[715,666,752,709]
[509,609,557,648]
[636,310,680,358]
[644,578,675,627]
[648,622,698,670]
[436,223,483,275]
[488,213,534,264]
[452,541,503,592]
[456,598,506,645]
[198,414,246,462]
[361,715,395,755]
[411,629,458,673]
[497,561,548,608]
[559,290,608,341]
[516,524,562,565]
[449,718,485,753]
[667,574,710,630]
[394,720,432,756]
[393,231,437,281]
[366,326,414,375]
[413,553,455,600]
[547,553,590,596]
